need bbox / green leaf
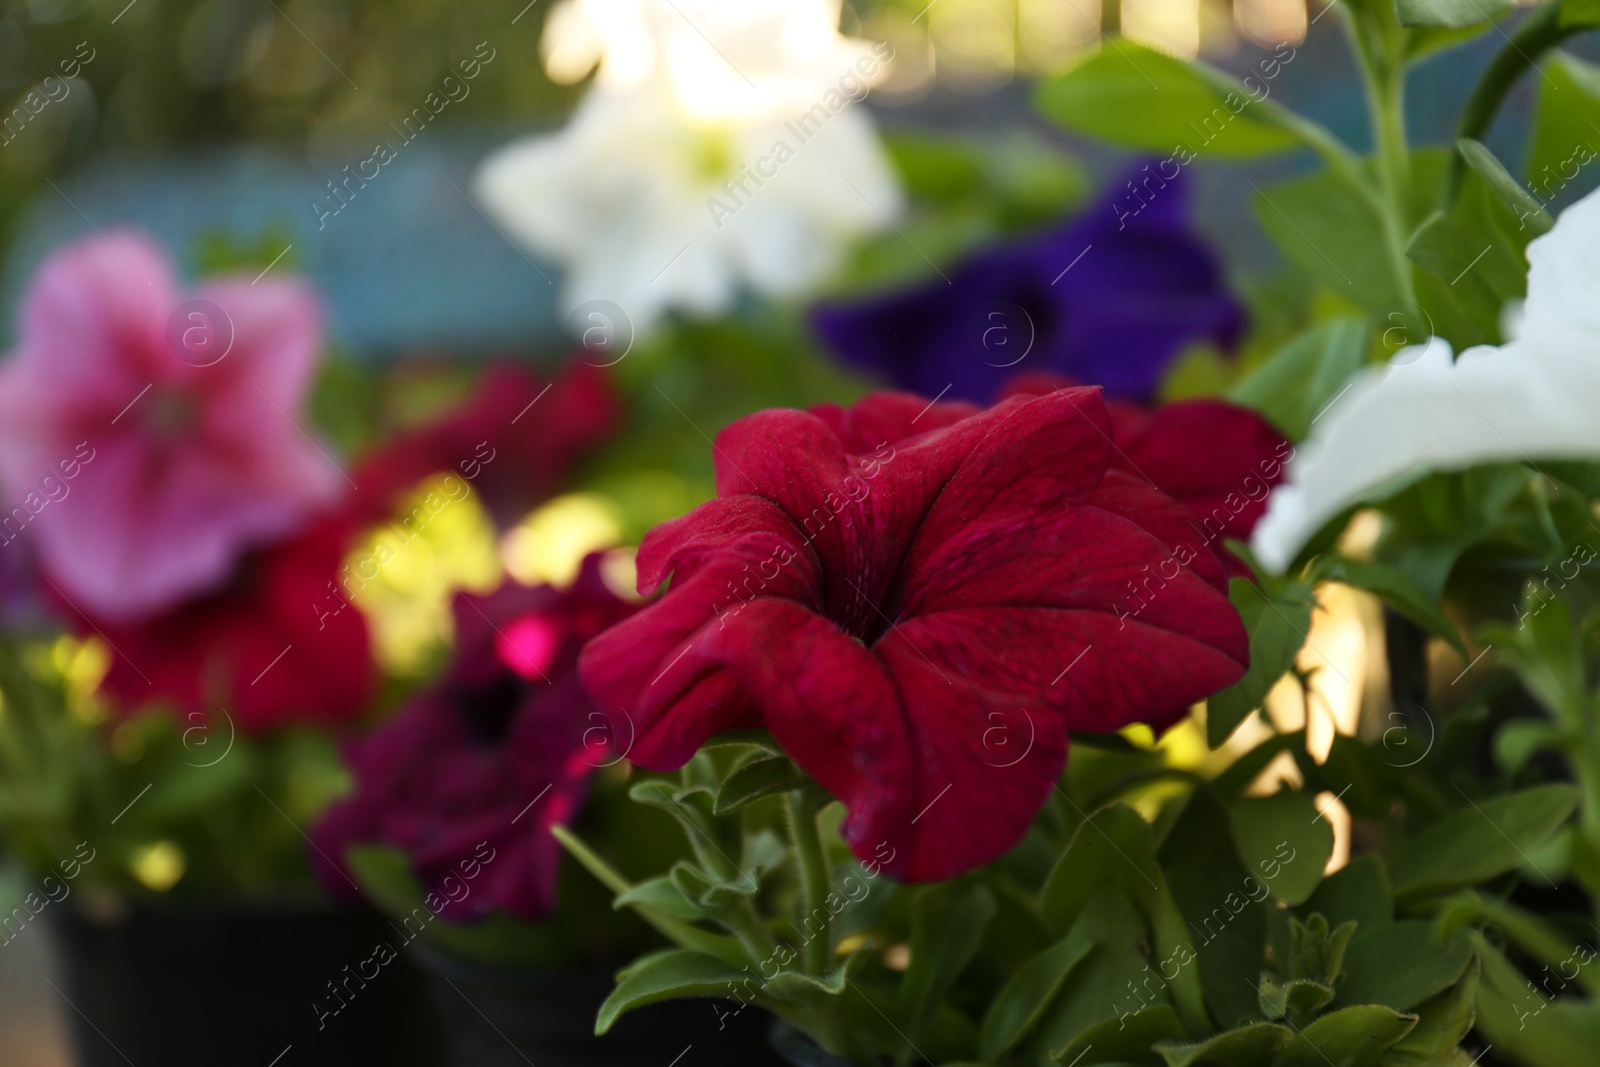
[614,875,707,921]
[1036,40,1301,158]
[1252,170,1408,310]
[713,755,810,815]
[1207,579,1314,747]
[1312,556,1466,656]
[1406,21,1502,60]
[762,950,867,1003]
[1332,922,1474,1011]
[1397,0,1514,27]
[1393,958,1478,1057]
[1157,1022,1293,1066]
[884,132,987,203]
[1564,0,1600,27]
[899,882,996,1045]
[628,780,743,883]
[671,860,759,912]
[1495,719,1568,774]
[1030,889,1160,1059]
[1472,933,1600,1066]
[595,950,747,1034]
[1160,788,1268,1030]
[1041,804,1160,936]
[1543,459,1600,499]
[1457,138,1553,234]
[1229,317,1368,441]
[1050,1004,1187,1064]
[1301,855,1393,933]
[1529,53,1600,201]
[1256,974,1335,1024]
[979,936,1097,1061]
[1227,792,1333,906]
[1408,168,1530,348]
[1039,806,1209,1035]
[1389,784,1579,898]
[1267,1004,1415,1066]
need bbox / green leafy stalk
[787,789,833,974]
[1338,1,1418,305]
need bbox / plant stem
[787,790,832,975]
[1340,4,1418,306]
[726,901,782,964]
[551,824,751,967]
[1449,3,1578,199]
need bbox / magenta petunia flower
[1003,372,1291,576]
[314,556,638,920]
[579,389,1249,883]
[0,231,340,622]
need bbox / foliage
[557,725,1541,1066]
[0,633,346,902]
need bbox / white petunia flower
[541,0,883,118]
[478,0,902,334]
[1253,185,1600,572]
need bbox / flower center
[143,388,200,438]
[456,671,532,747]
[689,128,737,183]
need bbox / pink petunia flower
[313,556,638,920]
[579,389,1249,883]
[0,231,341,622]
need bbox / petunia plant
[549,378,1531,1064]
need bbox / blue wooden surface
[1,136,564,360]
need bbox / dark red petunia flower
[78,514,375,733]
[1003,372,1291,574]
[313,556,638,920]
[578,389,1249,883]
[349,360,619,529]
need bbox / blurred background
[0,0,1563,357]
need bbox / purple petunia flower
[810,162,1245,403]
[312,555,638,921]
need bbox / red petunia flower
[79,515,375,732]
[1003,372,1291,574]
[579,389,1248,883]
[350,361,619,529]
[313,556,638,920]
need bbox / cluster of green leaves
[1037,0,1600,420]
[0,635,347,903]
[1432,590,1600,1067]
[553,723,1583,1066]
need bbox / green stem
[1340,4,1417,305]
[787,790,832,975]
[551,825,751,968]
[1447,891,1600,999]
[1449,3,1579,199]
[727,901,781,963]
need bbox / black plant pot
[48,901,445,1067]
[417,945,788,1067]
[768,1020,858,1067]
